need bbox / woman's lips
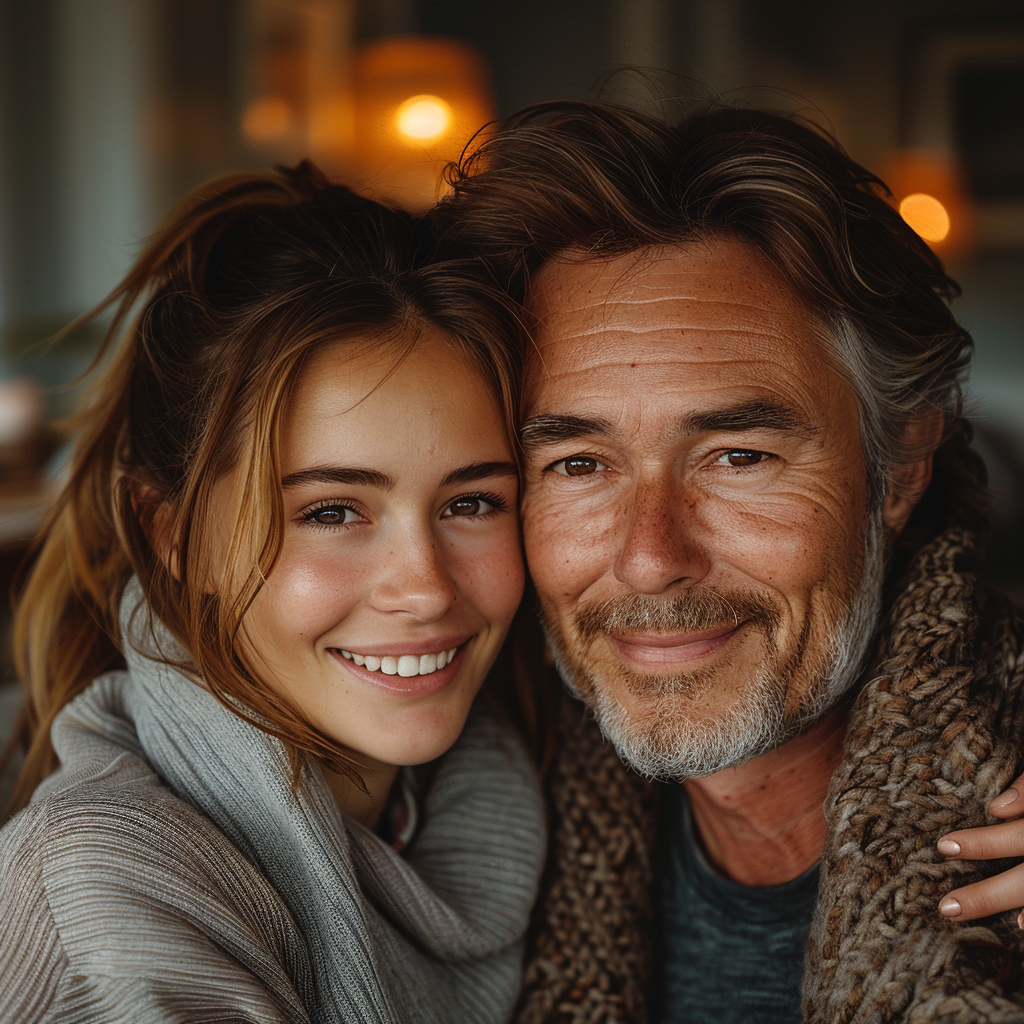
[327,639,469,696]
[608,623,743,669]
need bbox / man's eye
[715,450,768,468]
[552,455,608,477]
[302,504,360,526]
[442,493,507,518]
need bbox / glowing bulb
[898,193,951,243]
[396,95,452,142]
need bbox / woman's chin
[341,709,476,771]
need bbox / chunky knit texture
[515,529,1024,1024]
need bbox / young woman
[0,164,546,1023]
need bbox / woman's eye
[302,504,360,526]
[715,450,769,468]
[442,493,506,518]
[552,455,608,477]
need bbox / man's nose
[612,475,711,595]
[369,527,458,621]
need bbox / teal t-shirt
[654,786,820,1024]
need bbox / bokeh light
[898,193,951,242]
[396,95,452,142]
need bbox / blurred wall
[1,0,155,337]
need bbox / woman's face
[221,328,524,770]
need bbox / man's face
[521,237,885,778]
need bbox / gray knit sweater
[0,592,546,1024]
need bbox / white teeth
[337,646,460,676]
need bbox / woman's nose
[369,529,458,621]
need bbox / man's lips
[607,623,743,668]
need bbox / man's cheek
[524,502,615,601]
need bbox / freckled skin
[213,330,524,822]
[521,238,889,883]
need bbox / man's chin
[551,649,792,780]
[588,671,791,780]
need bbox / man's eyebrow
[281,467,394,490]
[520,414,617,448]
[681,400,814,436]
[439,461,519,487]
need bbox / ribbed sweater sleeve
[0,805,69,1022]
[0,764,312,1024]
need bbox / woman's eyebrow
[439,461,519,487]
[281,467,394,490]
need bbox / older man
[439,105,1024,1022]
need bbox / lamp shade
[351,36,496,208]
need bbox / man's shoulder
[975,583,1024,690]
[807,553,1024,1021]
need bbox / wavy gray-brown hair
[435,101,987,558]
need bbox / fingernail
[939,898,962,918]
[937,838,961,857]
[992,787,1019,809]
[1018,910,1024,931]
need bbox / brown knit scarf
[515,528,1024,1023]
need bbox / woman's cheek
[254,547,369,645]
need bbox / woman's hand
[938,777,1024,926]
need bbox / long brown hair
[4,161,529,816]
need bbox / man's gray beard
[544,509,887,781]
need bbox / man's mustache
[574,587,781,644]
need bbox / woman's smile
[329,641,469,696]
[335,640,465,675]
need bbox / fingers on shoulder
[940,860,1024,923]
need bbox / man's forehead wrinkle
[538,296,797,344]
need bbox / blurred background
[1,0,1022,798]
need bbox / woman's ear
[130,485,180,579]
[883,410,945,535]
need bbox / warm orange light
[396,95,452,142]
[899,193,951,242]
[351,36,496,209]
[242,95,294,144]
[876,149,972,256]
